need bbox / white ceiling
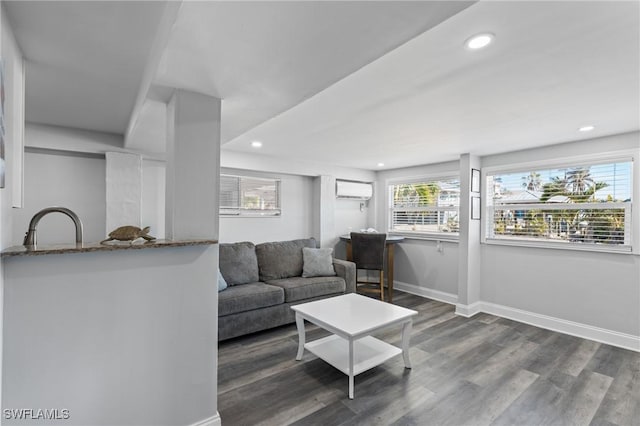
[3,0,167,134]
[154,0,474,143]
[223,0,640,169]
[5,1,639,171]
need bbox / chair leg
[379,270,385,301]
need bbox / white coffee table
[291,293,418,399]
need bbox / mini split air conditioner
[335,180,373,200]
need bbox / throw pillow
[302,247,336,278]
[217,269,228,292]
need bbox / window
[389,177,460,237]
[220,174,281,216]
[485,158,633,252]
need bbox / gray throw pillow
[302,247,336,278]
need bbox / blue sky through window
[494,162,632,202]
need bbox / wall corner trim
[455,302,483,317]
[188,413,221,426]
[394,281,458,305]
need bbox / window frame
[219,174,282,217]
[386,173,461,242]
[481,151,636,254]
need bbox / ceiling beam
[124,0,182,148]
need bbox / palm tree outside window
[485,159,633,251]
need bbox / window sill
[220,215,281,218]
[388,232,459,243]
[483,238,633,254]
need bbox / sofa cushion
[219,241,259,286]
[266,276,345,303]
[302,247,336,278]
[256,238,317,281]
[218,282,285,316]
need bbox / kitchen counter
[1,238,218,257]
[2,237,219,423]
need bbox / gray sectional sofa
[218,238,356,341]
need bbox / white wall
[394,239,459,296]
[105,152,142,233]
[219,167,314,243]
[19,122,123,245]
[221,149,375,181]
[141,159,166,239]
[2,8,25,209]
[25,122,123,155]
[482,245,640,335]
[0,4,24,424]
[480,132,640,338]
[334,198,370,236]
[1,13,26,416]
[375,160,461,298]
[333,198,371,259]
[218,153,375,255]
[18,124,168,244]
[221,150,375,248]
[14,131,374,247]
[1,5,23,247]
[0,4,18,416]
[12,149,106,245]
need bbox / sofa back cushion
[219,241,259,286]
[256,238,317,281]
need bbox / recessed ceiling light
[377,163,385,167]
[465,33,494,50]
[251,141,263,148]
[578,125,595,132]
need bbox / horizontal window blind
[485,160,633,250]
[389,177,460,236]
[220,174,281,216]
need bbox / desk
[339,235,404,303]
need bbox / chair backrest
[350,232,386,270]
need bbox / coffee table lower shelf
[305,334,402,376]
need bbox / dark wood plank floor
[218,292,640,426]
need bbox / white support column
[105,152,142,233]
[165,89,221,425]
[457,153,482,317]
[313,175,336,248]
[165,89,221,240]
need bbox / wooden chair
[350,232,387,301]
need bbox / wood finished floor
[218,292,640,426]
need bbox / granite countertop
[1,239,218,258]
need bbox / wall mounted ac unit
[335,180,373,200]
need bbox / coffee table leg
[348,339,354,399]
[402,320,413,368]
[295,313,305,361]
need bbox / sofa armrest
[333,258,356,293]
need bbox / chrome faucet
[23,207,84,246]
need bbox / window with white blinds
[389,177,460,237]
[485,159,633,251]
[220,174,281,216]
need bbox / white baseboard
[394,284,639,352]
[455,301,483,317]
[393,281,458,305]
[189,413,221,426]
[479,301,640,352]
